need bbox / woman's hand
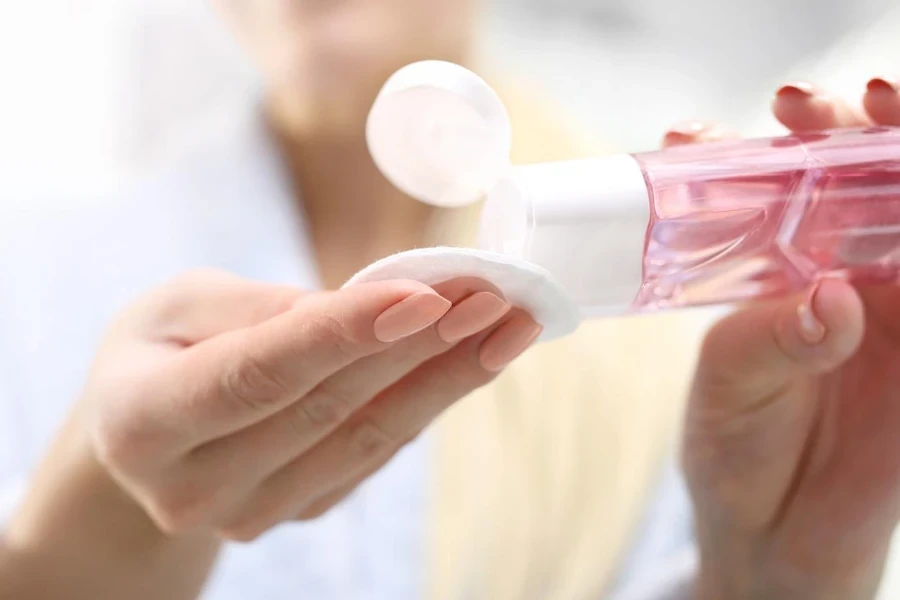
[80,270,534,540]
[7,270,536,598]
[674,77,900,599]
[4,269,537,600]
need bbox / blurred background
[1,0,900,595]
[1,0,899,198]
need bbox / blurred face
[217,0,478,130]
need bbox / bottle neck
[479,155,652,315]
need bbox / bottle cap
[366,61,512,208]
[367,61,652,317]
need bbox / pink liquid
[633,126,900,310]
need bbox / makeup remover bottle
[367,61,900,317]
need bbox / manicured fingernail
[776,82,818,99]
[796,285,826,344]
[374,293,452,343]
[867,76,899,94]
[479,316,543,372]
[437,292,510,343]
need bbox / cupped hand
[670,78,900,599]
[81,270,539,542]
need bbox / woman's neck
[265,54,474,289]
[269,115,435,289]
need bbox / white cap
[367,61,652,315]
[366,61,511,208]
[479,157,651,316]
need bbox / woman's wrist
[0,406,221,600]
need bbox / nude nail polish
[479,318,543,372]
[437,292,510,343]
[374,293,451,343]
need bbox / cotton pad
[344,247,581,341]
[361,61,582,341]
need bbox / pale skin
[675,80,900,599]
[0,271,529,600]
[2,2,900,599]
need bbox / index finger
[141,280,451,448]
[863,77,900,126]
[772,83,870,131]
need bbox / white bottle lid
[367,61,652,314]
[367,61,512,208]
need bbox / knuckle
[224,350,292,411]
[150,269,231,319]
[217,519,268,544]
[91,411,155,472]
[150,514,183,537]
[152,511,192,536]
[349,419,394,456]
[149,484,212,534]
[296,498,338,521]
[91,421,132,471]
[306,313,362,359]
[271,290,304,315]
[295,384,354,432]
[150,502,193,535]
[446,358,495,392]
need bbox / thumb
[694,278,865,409]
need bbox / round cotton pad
[344,247,581,341]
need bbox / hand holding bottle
[678,77,900,599]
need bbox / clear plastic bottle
[478,127,900,316]
[366,61,900,317]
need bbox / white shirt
[0,106,695,599]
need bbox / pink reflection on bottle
[636,127,900,310]
[479,126,900,316]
